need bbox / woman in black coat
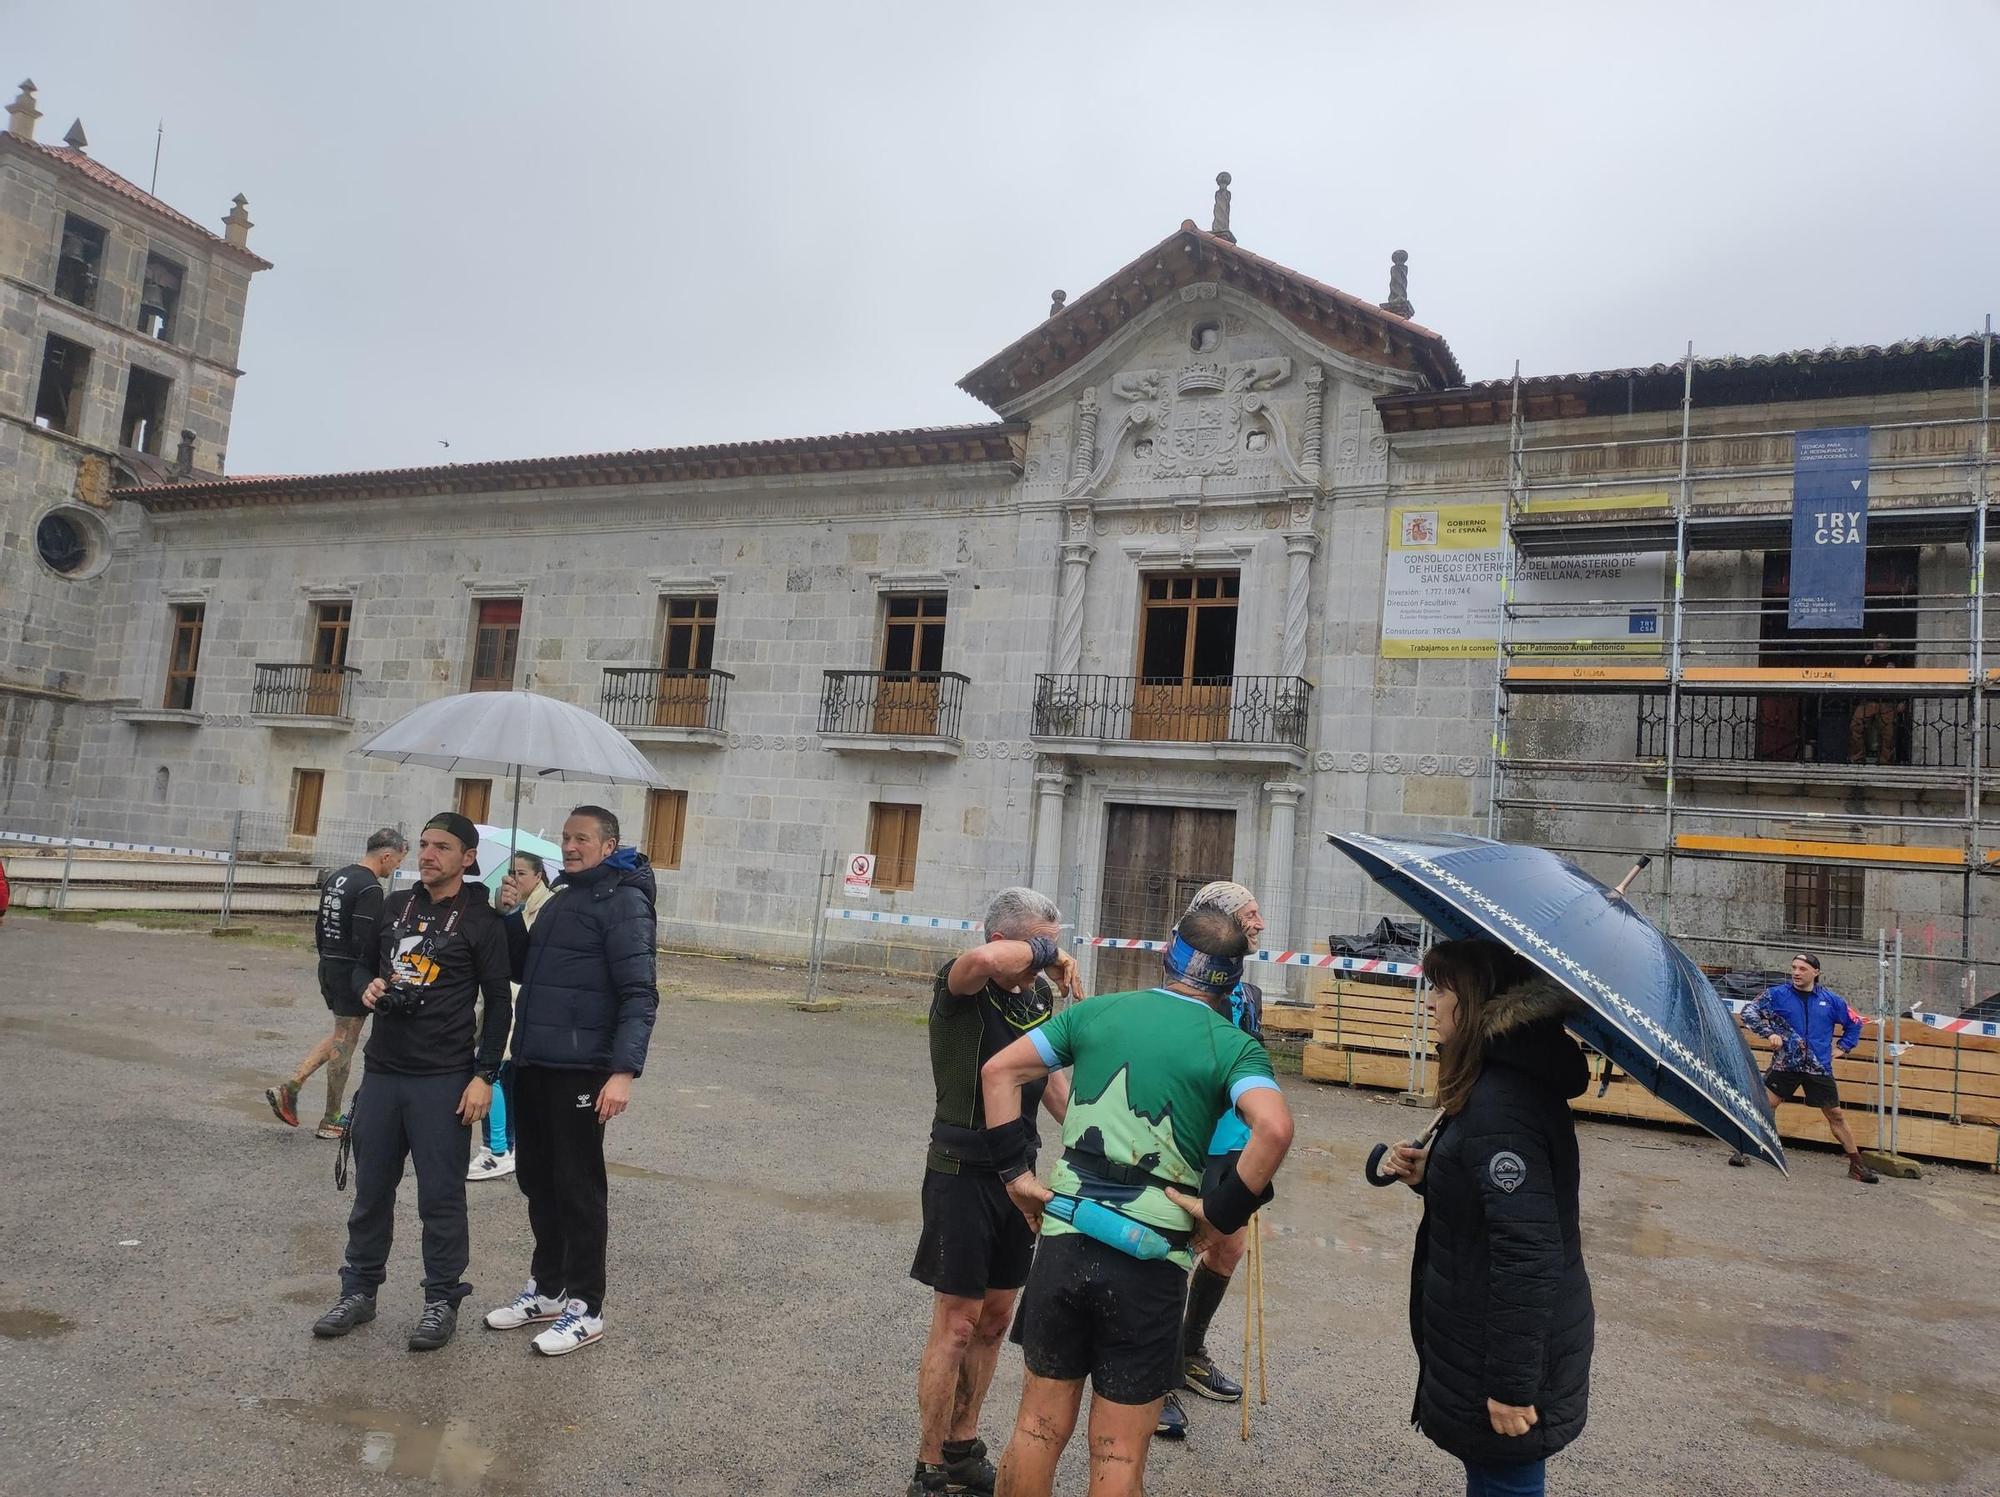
[1382,938,1594,1497]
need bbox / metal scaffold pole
[1966,314,1992,1007]
[1660,342,1694,937]
[1488,362,1523,840]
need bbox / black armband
[1025,934,1061,973]
[1201,1159,1274,1236]
[986,1121,1033,1182]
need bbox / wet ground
[4,913,2000,1495]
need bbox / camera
[373,982,429,1018]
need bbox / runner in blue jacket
[1741,953,1878,1184]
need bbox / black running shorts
[1013,1231,1188,1404]
[909,1165,1036,1299]
[1766,1067,1841,1110]
[318,957,369,1019]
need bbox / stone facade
[2,109,1991,988]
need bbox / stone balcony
[599,667,732,745]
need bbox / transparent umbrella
[354,690,665,868]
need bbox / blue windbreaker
[1742,981,1863,1075]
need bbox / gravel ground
[4,913,2000,1496]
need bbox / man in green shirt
[977,907,1295,1497]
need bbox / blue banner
[1789,426,1870,629]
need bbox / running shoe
[310,1292,375,1338]
[264,1083,300,1128]
[467,1149,516,1181]
[1849,1158,1881,1184]
[1183,1351,1243,1403]
[1155,1391,1188,1440]
[531,1300,604,1356]
[940,1436,995,1494]
[485,1281,568,1330]
[408,1299,458,1352]
[315,1118,345,1141]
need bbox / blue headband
[1164,929,1244,995]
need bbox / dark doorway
[1096,804,1236,995]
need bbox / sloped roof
[122,423,1026,512]
[958,223,1462,411]
[3,134,273,270]
[1377,335,1992,433]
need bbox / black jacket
[366,880,511,1078]
[508,847,659,1076]
[1408,978,1594,1466]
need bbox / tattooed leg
[291,1031,336,1089]
[320,1016,365,1124]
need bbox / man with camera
[311,812,512,1352]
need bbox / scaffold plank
[1672,833,1966,866]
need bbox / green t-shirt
[1029,987,1277,1268]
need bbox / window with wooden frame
[163,603,205,709]
[1134,572,1240,741]
[644,789,687,870]
[305,601,353,716]
[1782,862,1864,942]
[469,598,522,691]
[290,769,325,838]
[655,596,718,727]
[876,595,947,734]
[867,802,922,891]
[454,778,492,824]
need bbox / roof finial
[6,80,39,142]
[62,117,88,152]
[223,193,253,250]
[1210,171,1235,244]
[1048,289,1067,319]
[1380,248,1414,319]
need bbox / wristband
[1025,934,1061,973]
[1200,1159,1274,1236]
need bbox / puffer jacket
[508,847,659,1076]
[1408,977,1593,1466]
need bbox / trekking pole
[1874,929,1888,1144]
[1252,1220,1269,1406]
[1891,931,1905,1158]
[1240,1269,1253,1441]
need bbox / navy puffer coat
[1408,977,1594,1466]
[508,846,659,1076]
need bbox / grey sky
[13,1,1998,476]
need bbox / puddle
[0,1016,267,1088]
[252,1397,496,1490]
[255,1029,284,1041]
[1744,1416,1964,1486]
[281,1285,330,1306]
[0,1308,76,1340]
[289,1221,341,1274]
[605,1164,914,1227]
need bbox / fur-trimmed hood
[1478,974,1589,1100]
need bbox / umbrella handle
[1363,1143,1402,1187]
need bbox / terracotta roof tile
[123,423,1026,510]
[959,224,1462,410]
[8,137,273,270]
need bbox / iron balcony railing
[819,670,970,740]
[1637,692,1975,770]
[599,667,732,732]
[1033,673,1313,749]
[252,663,359,718]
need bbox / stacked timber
[1301,972,2000,1169]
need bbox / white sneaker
[531,1299,604,1356]
[485,1280,567,1331]
[468,1149,516,1181]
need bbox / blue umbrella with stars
[1331,831,1785,1172]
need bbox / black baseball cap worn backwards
[423,812,481,876]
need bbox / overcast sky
[12,1,1998,476]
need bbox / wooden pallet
[1302,1028,2000,1168]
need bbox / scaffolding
[1486,320,1999,1009]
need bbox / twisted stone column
[1301,364,1325,480]
[1055,536,1094,675]
[1069,389,1100,486]
[1282,531,1318,681]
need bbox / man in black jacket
[267,827,407,1138]
[311,813,511,1352]
[483,804,658,1357]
